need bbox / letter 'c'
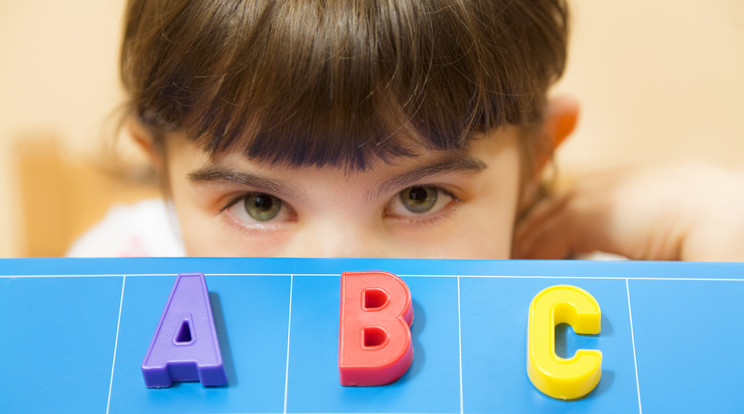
[339,271,414,386]
[527,285,602,400]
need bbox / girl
[70,0,744,261]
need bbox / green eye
[244,193,282,221]
[399,185,438,213]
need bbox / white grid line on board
[4,273,744,283]
[283,275,294,414]
[208,412,460,414]
[625,278,643,414]
[457,276,464,414]
[106,275,126,414]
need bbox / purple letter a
[141,273,227,387]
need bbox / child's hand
[513,161,744,261]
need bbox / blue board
[1,258,743,413]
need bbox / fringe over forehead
[121,0,569,169]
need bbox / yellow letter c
[527,285,602,400]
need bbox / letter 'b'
[339,271,414,386]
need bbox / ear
[128,116,163,172]
[517,96,579,214]
[535,95,580,172]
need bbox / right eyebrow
[188,166,307,200]
[369,153,487,200]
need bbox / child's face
[161,127,524,258]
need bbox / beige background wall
[555,1,744,168]
[1,0,127,257]
[1,0,743,257]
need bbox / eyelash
[218,192,296,236]
[219,185,461,226]
[220,193,252,213]
[385,186,461,222]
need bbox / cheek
[177,211,292,257]
[170,202,227,256]
[444,186,518,259]
[433,212,515,259]
[385,200,516,259]
[449,180,519,259]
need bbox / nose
[284,218,387,258]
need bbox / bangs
[122,0,568,169]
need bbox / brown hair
[121,0,569,170]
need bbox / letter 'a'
[338,271,414,386]
[141,273,227,387]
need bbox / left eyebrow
[187,166,307,200]
[371,154,487,199]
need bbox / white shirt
[66,198,185,257]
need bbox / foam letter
[141,273,227,387]
[339,271,414,386]
[527,285,602,400]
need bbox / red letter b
[338,271,414,386]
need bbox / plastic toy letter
[527,285,602,400]
[339,271,414,386]
[141,273,227,387]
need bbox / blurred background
[1,0,743,257]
